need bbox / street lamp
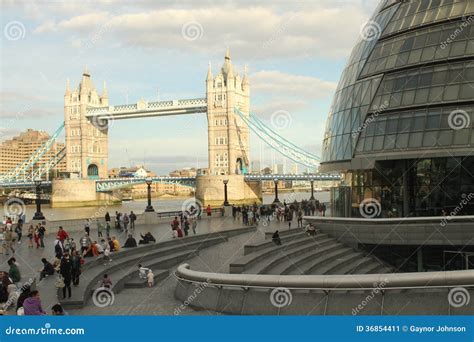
[273,178,280,204]
[33,179,45,220]
[223,179,229,206]
[310,180,315,200]
[145,177,155,212]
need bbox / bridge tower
[64,69,109,179]
[206,49,250,175]
[197,50,261,206]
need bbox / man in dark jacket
[60,253,72,299]
[123,234,137,248]
[8,257,21,283]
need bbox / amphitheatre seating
[60,226,256,308]
[231,229,391,276]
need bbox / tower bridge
[1,50,338,208]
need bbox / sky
[0,0,379,175]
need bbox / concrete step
[262,241,345,275]
[59,236,227,308]
[355,262,390,274]
[246,230,312,255]
[294,247,352,275]
[309,251,364,275]
[329,257,376,275]
[245,237,336,275]
[230,234,328,273]
[367,264,391,274]
[124,269,169,288]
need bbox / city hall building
[320,0,474,218]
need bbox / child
[103,246,112,265]
[147,269,154,287]
[101,274,112,288]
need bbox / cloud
[251,70,337,100]
[31,3,370,60]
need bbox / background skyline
[1,0,378,174]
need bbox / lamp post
[273,178,280,204]
[310,180,315,200]
[145,177,155,212]
[33,179,45,220]
[223,179,229,206]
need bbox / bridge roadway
[85,98,208,120]
[0,174,341,192]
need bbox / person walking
[206,205,212,216]
[60,254,72,299]
[123,213,129,233]
[183,217,190,236]
[70,250,82,286]
[147,270,154,287]
[3,228,15,255]
[297,210,303,228]
[129,211,136,230]
[84,219,90,236]
[27,225,34,248]
[97,220,103,238]
[38,224,46,248]
[8,257,21,283]
[191,218,197,235]
[105,212,111,226]
[14,221,22,244]
[56,226,69,243]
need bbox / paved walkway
[1,214,299,315]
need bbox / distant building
[108,166,156,178]
[290,164,298,174]
[169,167,197,177]
[277,164,284,174]
[0,129,66,179]
[250,161,261,174]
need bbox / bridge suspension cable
[0,122,65,182]
[234,108,320,169]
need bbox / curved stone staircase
[59,226,256,309]
[230,229,391,276]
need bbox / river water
[20,191,330,221]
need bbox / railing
[156,207,222,219]
[175,263,474,291]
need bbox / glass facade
[321,0,474,217]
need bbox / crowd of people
[0,198,326,316]
[230,198,327,229]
